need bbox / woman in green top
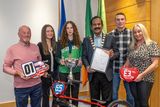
[55,21,82,106]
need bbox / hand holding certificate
[90,48,110,73]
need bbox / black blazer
[82,34,119,81]
[37,42,58,79]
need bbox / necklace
[89,35,106,49]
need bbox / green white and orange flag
[81,0,93,87]
[97,0,107,34]
[85,0,92,37]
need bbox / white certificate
[90,48,109,73]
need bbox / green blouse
[56,43,82,73]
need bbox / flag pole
[57,0,60,41]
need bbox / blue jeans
[14,83,42,107]
[113,72,134,107]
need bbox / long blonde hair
[129,23,152,49]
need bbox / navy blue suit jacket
[82,34,119,81]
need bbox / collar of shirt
[94,33,102,47]
[19,41,30,47]
[115,28,127,34]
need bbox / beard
[21,38,30,46]
[24,41,30,46]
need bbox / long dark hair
[41,24,56,55]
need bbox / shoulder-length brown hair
[41,24,56,55]
[60,21,81,48]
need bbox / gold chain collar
[89,35,106,50]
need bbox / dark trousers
[59,72,80,106]
[41,77,55,107]
[129,81,153,107]
[90,72,112,107]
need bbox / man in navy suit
[82,16,119,106]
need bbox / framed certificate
[90,48,110,73]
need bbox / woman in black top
[37,24,57,107]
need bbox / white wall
[0,0,98,103]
